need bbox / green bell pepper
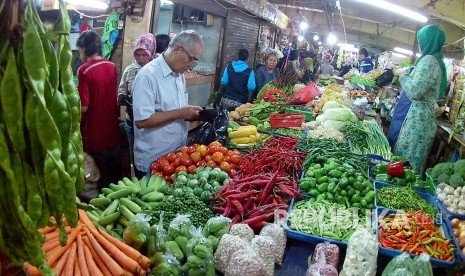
[373,164,388,175]
[375,174,390,182]
[403,169,416,183]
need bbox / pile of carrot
[23,210,150,276]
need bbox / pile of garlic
[436,183,465,214]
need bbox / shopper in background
[289,50,304,78]
[220,48,256,110]
[339,55,355,77]
[118,33,156,163]
[358,48,373,73]
[254,52,279,98]
[320,53,334,75]
[77,30,121,189]
[155,34,171,58]
[131,30,204,178]
[389,24,447,174]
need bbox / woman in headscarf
[388,25,447,174]
[320,53,334,75]
[118,33,156,158]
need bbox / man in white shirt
[131,31,204,177]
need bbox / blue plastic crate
[434,185,465,221]
[369,165,434,194]
[367,154,389,167]
[374,181,441,218]
[443,216,465,266]
[375,207,456,268]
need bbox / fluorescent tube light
[313,35,319,41]
[394,47,413,56]
[65,0,108,10]
[392,52,407,58]
[300,22,308,30]
[161,0,174,4]
[416,53,421,57]
[354,0,427,23]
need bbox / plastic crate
[282,107,315,122]
[375,207,456,267]
[269,113,304,129]
[435,195,465,221]
[443,216,465,265]
[369,165,434,194]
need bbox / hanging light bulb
[300,22,309,30]
[313,34,319,41]
[327,33,337,45]
[318,41,322,45]
[298,35,304,42]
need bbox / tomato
[208,146,219,155]
[209,141,222,148]
[159,158,169,168]
[219,147,229,156]
[204,155,212,162]
[180,146,189,154]
[151,161,160,170]
[163,164,175,175]
[196,160,207,167]
[230,155,241,165]
[187,146,196,154]
[224,155,232,163]
[212,152,224,164]
[166,152,176,162]
[181,158,193,167]
[187,165,197,174]
[232,149,241,156]
[175,166,187,173]
[220,161,231,173]
[153,171,164,177]
[164,175,172,182]
[206,160,217,168]
[229,169,237,177]
[175,151,184,158]
[190,152,202,163]
[196,145,208,157]
[229,163,237,171]
[173,158,181,167]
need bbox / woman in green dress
[391,25,447,174]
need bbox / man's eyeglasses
[178,45,199,66]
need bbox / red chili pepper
[227,190,256,200]
[214,207,225,214]
[223,200,232,217]
[387,161,404,177]
[220,189,240,198]
[231,214,241,224]
[231,199,244,215]
[258,173,278,204]
[242,213,270,225]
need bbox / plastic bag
[123,213,151,251]
[150,252,182,276]
[259,223,287,266]
[229,223,255,242]
[226,246,266,276]
[287,82,320,105]
[340,228,378,276]
[306,250,338,276]
[413,254,433,276]
[183,226,215,276]
[203,215,231,237]
[381,253,415,276]
[251,235,275,276]
[167,214,192,240]
[188,105,229,145]
[376,69,394,87]
[214,233,249,273]
[150,212,168,253]
[312,242,340,269]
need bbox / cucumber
[138,186,156,196]
[119,205,135,221]
[102,199,119,217]
[86,211,100,222]
[147,175,162,189]
[116,223,124,233]
[142,191,164,202]
[109,183,127,191]
[101,188,113,196]
[106,188,135,200]
[98,212,121,226]
[132,197,151,210]
[120,198,142,214]
[138,176,148,190]
[146,201,162,208]
[105,223,114,232]
[111,230,122,240]
[122,177,138,188]
[119,216,129,227]
[98,194,106,199]
[131,177,142,189]
[89,197,112,207]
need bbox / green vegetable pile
[376,186,437,218]
[249,100,282,121]
[86,175,167,239]
[0,0,83,268]
[341,120,392,160]
[372,162,429,190]
[300,158,375,210]
[431,159,465,188]
[299,138,368,175]
[318,76,337,86]
[288,199,367,242]
[150,193,215,229]
[165,168,230,203]
[273,128,305,139]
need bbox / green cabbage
[323,107,357,122]
[322,101,341,112]
[323,120,349,131]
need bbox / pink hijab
[134,33,156,59]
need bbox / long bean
[376,187,436,218]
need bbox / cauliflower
[449,173,464,188]
[453,160,465,178]
[431,162,454,179]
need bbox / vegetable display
[341,120,392,160]
[376,187,436,218]
[315,84,349,109]
[430,159,465,188]
[381,253,434,276]
[435,183,465,215]
[211,174,300,230]
[150,142,241,182]
[306,126,345,141]
[449,218,465,256]
[288,199,367,242]
[340,227,378,276]
[0,0,84,268]
[372,161,428,190]
[300,158,375,210]
[228,125,261,146]
[85,175,167,238]
[378,211,454,261]
[23,210,150,276]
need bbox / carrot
[98,228,150,269]
[39,226,56,234]
[89,226,141,274]
[23,262,41,276]
[53,242,72,275]
[85,228,126,276]
[43,237,60,252]
[77,235,91,276]
[78,209,98,232]
[47,224,82,267]
[63,242,77,276]
[74,255,81,276]
[44,229,60,242]
[82,236,112,276]
[83,241,104,276]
